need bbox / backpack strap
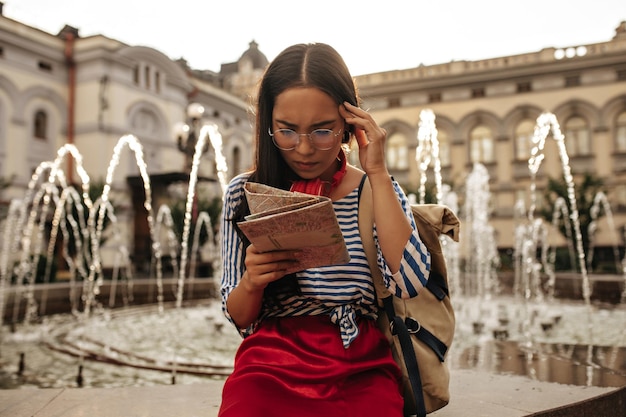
[357,174,427,417]
[426,271,448,301]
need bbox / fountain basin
[2,295,625,390]
[2,277,218,323]
[1,295,625,417]
[1,300,237,389]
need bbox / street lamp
[172,102,209,173]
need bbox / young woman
[218,43,431,417]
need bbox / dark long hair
[232,43,360,301]
[252,43,359,188]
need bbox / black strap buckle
[389,316,421,335]
[405,317,421,334]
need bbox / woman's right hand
[241,244,299,292]
[227,245,299,328]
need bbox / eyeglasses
[268,127,342,151]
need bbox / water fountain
[462,163,500,299]
[588,191,626,304]
[414,109,626,389]
[415,110,462,298]
[0,121,231,388]
[0,111,625,399]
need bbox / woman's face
[272,87,344,182]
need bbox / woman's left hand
[340,102,388,177]
[341,103,412,274]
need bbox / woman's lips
[293,161,318,172]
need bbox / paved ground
[1,369,623,417]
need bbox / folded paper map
[237,182,350,273]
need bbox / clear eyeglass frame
[268,127,343,151]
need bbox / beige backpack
[358,176,459,417]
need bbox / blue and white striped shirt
[220,173,431,347]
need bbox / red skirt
[218,315,403,417]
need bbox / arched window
[232,146,241,176]
[144,65,151,89]
[386,132,408,169]
[437,130,451,167]
[469,125,494,163]
[131,109,158,135]
[515,119,535,161]
[33,110,48,140]
[615,111,626,152]
[563,116,591,156]
[155,71,161,93]
[615,184,626,210]
[133,65,140,85]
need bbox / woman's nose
[293,135,315,154]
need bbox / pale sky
[5,0,626,76]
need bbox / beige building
[1,3,625,271]
[356,21,626,256]
[0,13,255,195]
[0,8,256,269]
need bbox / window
[428,92,442,103]
[437,130,451,167]
[563,116,591,156]
[33,110,48,140]
[386,132,408,169]
[144,66,151,89]
[133,65,140,85]
[131,109,158,135]
[565,75,580,87]
[469,125,494,163]
[38,61,52,72]
[517,82,532,93]
[388,97,401,108]
[514,189,527,212]
[515,119,536,161]
[615,185,626,210]
[471,88,485,98]
[616,111,626,152]
[232,146,241,176]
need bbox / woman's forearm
[225,272,265,329]
[368,172,412,272]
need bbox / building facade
[1,5,625,270]
[0,10,256,269]
[356,21,626,254]
[0,13,256,197]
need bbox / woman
[219,43,431,417]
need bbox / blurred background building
[1,4,625,269]
[357,22,626,254]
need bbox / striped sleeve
[219,173,253,333]
[376,181,431,299]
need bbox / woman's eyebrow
[274,119,296,128]
[274,118,337,129]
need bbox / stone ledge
[0,369,621,417]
